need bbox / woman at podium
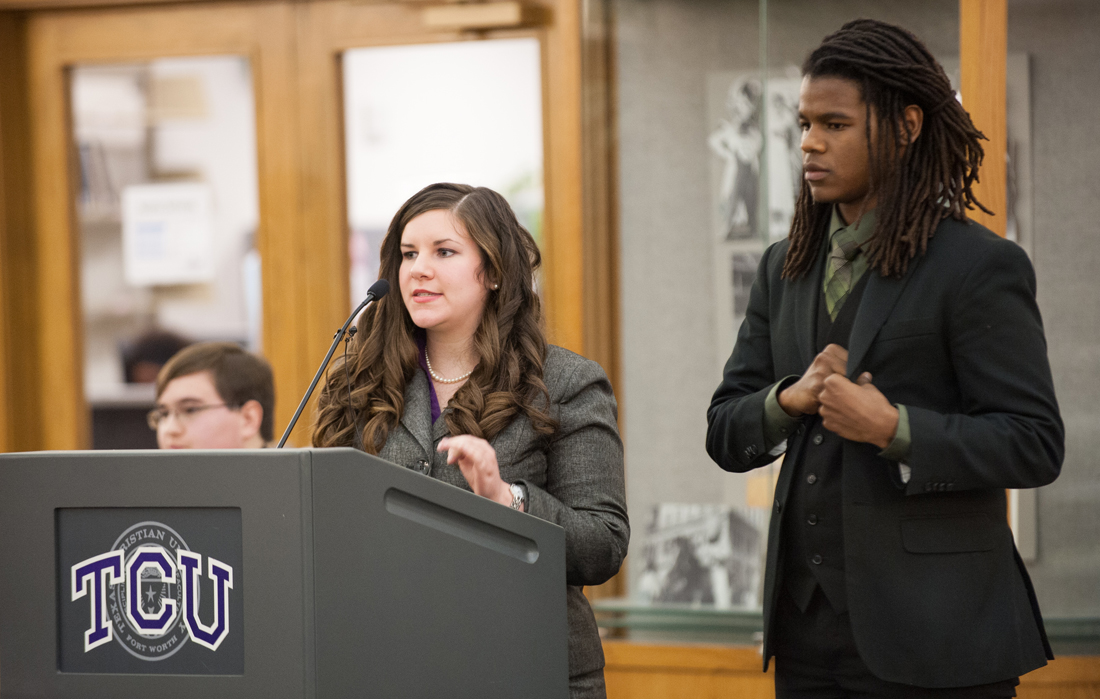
[313,183,628,698]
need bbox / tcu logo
[70,522,233,659]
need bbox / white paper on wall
[121,182,215,286]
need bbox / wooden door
[17,1,305,449]
[292,0,609,404]
[1,0,616,451]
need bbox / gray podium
[0,448,568,698]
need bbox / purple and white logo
[70,521,233,660]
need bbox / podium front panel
[0,450,314,697]
[311,448,568,698]
[0,448,569,698]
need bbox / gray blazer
[378,345,629,682]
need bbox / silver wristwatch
[508,483,526,511]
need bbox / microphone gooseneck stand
[276,278,390,448]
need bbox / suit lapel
[792,242,827,369]
[846,258,921,377]
[400,370,435,458]
[431,411,450,442]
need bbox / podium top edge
[0,446,364,459]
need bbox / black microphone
[277,278,390,448]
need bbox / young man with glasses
[149,342,275,450]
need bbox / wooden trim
[291,0,601,443]
[8,0,613,454]
[421,1,547,32]
[26,11,85,448]
[0,11,43,453]
[24,1,307,449]
[289,0,354,447]
[579,0,617,389]
[603,640,775,699]
[576,0,622,601]
[541,0,584,355]
[603,640,1100,699]
[0,0,213,9]
[251,2,311,448]
[960,0,1007,237]
[0,12,34,452]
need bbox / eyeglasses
[147,403,235,430]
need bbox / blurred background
[0,0,1096,696]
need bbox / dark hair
[156,342,276,442]
[123,330,191,383]
[783,18,989,279]
[312,183,556,451]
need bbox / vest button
[807,514,818,525]
[812,554,823,565]
[807,473,817,485]
[812,434,824,445]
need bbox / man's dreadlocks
[782,18,990,279]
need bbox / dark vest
[780,271,870,614]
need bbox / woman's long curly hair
[783,19,990,279]
[312,183,557,452]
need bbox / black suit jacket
[706,217,1063,688]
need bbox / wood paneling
[603,641,1100,699]
[0,12,41,453]
[603,641,774,699]
[292,0,474,447]
[24,1,305,448]
[291,0,609,443]
[577,0,622,600]
[579,0,618,390]
[1017,656,1100,699]
[541,0,584,354]
[26,11,84,448]
[960,0,1007,237]
[5,0,616,458]
[0,12,31,453]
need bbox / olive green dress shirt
[762,207,912,471]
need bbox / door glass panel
[1008,0,1099,631]
[343,38,544,307]
[71,56,261,448]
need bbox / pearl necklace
[425,350,474,384]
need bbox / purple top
[415,332,442,424]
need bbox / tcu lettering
[71,546,233,653]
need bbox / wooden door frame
[960,0,1007,237]
[291,0,619,439]
[0,0,619,452]
[0,12,35,452]
[9,0,304,449]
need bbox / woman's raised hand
[437,435,512,507]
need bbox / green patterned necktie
[823,228,862,320]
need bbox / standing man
[706,19,1062,698]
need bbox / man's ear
[902,104,924,145]
[238,399,264,442]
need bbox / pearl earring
[492,283,499,290]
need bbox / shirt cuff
[763,376,802,448]
[878,403,911,462]
[898,463,912,484]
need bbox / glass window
[1008,0,1100,629]
[342,38,544,307]
[609,0,1097,654]
[72,57,260,448]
